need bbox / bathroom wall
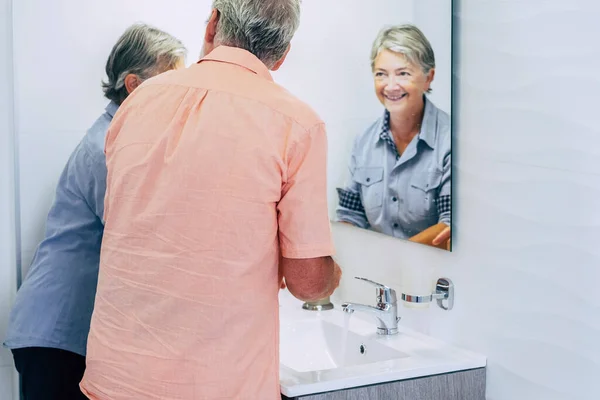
[2,1,599,400]
[0,0,18,397]
[332,1,600,400]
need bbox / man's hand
[280,256,342,301]
[331,262,342,291]
[280,262,341,292]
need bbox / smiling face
[373,49,434,116]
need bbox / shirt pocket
[353,167,384,211]
[408,169,443,218]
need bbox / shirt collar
[376,95,438,150]
[197,45,274,82]
[105,101,119,118]
[378,111,400,158]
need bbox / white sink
[278,290,486,397]
[280,319,408,372]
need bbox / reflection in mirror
[273,1,452,251]
[335,22,452,251]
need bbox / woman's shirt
[3,102,117,356]
[336,96,451,239]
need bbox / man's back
[80,46,334,400]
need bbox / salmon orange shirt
[80,46,334,400]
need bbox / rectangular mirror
[273,0,453,251]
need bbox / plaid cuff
[337,188,365,212]
[436,195,451,215]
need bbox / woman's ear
[124,74,142,95]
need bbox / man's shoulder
[264,84,324,130]
[174,66,323,129]
[125,66,324,132]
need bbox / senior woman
[3,23,187,400]
[336,24,451,250]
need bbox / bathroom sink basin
[278,290,487,397]
[280,319,408,372]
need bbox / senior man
[79,1,341,400]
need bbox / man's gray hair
[102,23,187,104]
[212,0,301,68]
[370,24,435,92]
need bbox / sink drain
[359,344,366,355]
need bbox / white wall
[332,1,600,400]
[0,0,19,397]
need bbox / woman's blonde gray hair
[102,23,187,105]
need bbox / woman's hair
[102,23,187,104]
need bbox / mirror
[273,0,453,251]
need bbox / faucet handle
[354,277,397,304]
[354,276,389,289]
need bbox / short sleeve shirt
[80,46,335,400]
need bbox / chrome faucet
[341,277,400,335]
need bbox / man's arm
[277,122,341,300]
[281,256,341,302]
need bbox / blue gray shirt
[336,96,451,239]
[3,102,117,356]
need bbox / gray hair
[102,23,187,104]
[211,0,301,68]
[370,24,435,92]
